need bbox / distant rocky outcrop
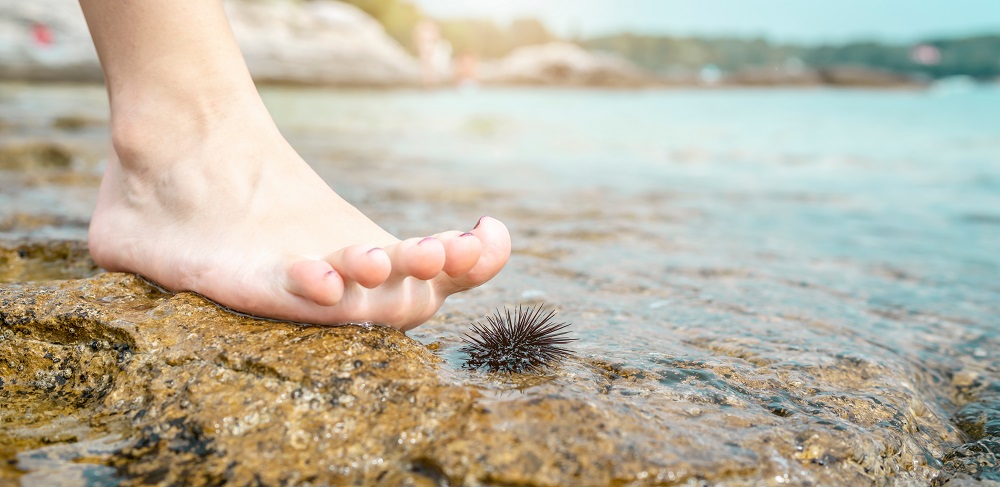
[816,66,925,88]
[725,65,925,88]
[224,0,419,86]
[479,42,652,88]
[0,0,419,86]
[724,67,823,87]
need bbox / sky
[412,0,1000,44]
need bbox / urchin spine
[460,305,575,374]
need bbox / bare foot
[88,94,510,331]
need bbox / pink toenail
[474,216,490,229]
[366,247,382,254]
[419,237,436,244]
[325,269,338,278]
[460,232,474,237]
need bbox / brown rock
[0,142,74,171]
[818,66,924,88]
[0,240,993,485]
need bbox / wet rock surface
[0,243,996,485]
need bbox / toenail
[474,216,490,229]
[419,237,436,244]
[366,247,383,254]
[325,269,339,278]
[460,232,474,237]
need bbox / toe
[434,230,483,277]
[439,216,511,291]
[385,237,446,280]
[285,259,345,306]
[324,244,392,288]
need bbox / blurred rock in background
[478,42,651,88]
[0,0,420,86]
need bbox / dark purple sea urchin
[460,305,576,374]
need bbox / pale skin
[78,0,511,331]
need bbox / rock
[0,142,74,171]
[0,0,104,82]
[724,66,928,88]
[725,67,823,87]
[0,240,99,283]
[52,115,105,131]
[817,66,924,88]
[3,272,683,486]
[0,0,419,86]
[0,240,993,485]
[479,42,651,88]
[225,0,419,86]
[941,385,1000,483]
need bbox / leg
[79,0,510,330]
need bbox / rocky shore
[477,43,652,88]
[1,0,926,89]
[0,0,419,87]
[1,240,997,485]
[2,83,997,485]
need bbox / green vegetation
[583,34,1000,79]
[337,0,1000,80]
[804,35,1000,79]
[438,18,554,57]
[338,0,556,57]
[339,0,421,50]
[583,34,797,73]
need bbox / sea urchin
[460,305,576,374]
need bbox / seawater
[258,86,1000,346]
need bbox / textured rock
[0,0,418,86]
[479,42,651,87]
[942,384,1000,483]
[3,271,680,486]
[1,239,997,485]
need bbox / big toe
[434,230,483,277]
[439,216,511,291]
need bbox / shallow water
[1,82,999,483]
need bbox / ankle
[109,85,269,171]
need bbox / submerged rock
[0,142,74,171]
[942,384,1000,483]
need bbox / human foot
[88,99,510,331]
